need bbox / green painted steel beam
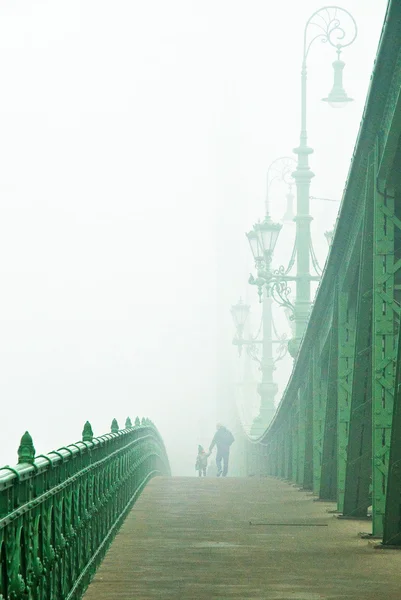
[337,288,356,513]
[297,388,306,488]
[383,295,401,545]
[343,162,374,519]
[372,141,398,537]
[312,345,329,495]
[320,296,339,502]
[303,372,314,491]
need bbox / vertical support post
[297,387,306,487]
[291,401,300,484]
[337,290,356,512]
[303,371,314,490]
[343,165,374,518]
[283,424,290,480]
[372,147,396,537]
[278,429,285,478]
[383,296,401,545]
[320,291,339,501]
[312,345,329,495]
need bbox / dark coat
[209,427,235,451]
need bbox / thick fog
[0,1,387,475]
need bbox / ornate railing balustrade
[242,0,401,547]
[0,417,170,600]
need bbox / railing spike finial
[82,421,94,442]
[17,431,35,465]
[111,418,119,433]
[135,416,140,427]
[125,417,132,428]
[141,417,146,426]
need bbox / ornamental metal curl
[273,332,289,364]
[266,156,296,215]
[272,265,287,278]
[270,280,295,315]
[304,6,358,61]
[246,342,262,367]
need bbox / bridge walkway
[83,477,401,599]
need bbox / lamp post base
[250,408,275,437]
[288,337,301,358]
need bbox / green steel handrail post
[17,431,35,465]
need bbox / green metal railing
[0,416,170,600]
[242,0,401,546]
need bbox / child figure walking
[195,445,210,477]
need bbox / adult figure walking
[209,423,235,477]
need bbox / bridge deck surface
[84,477,401,599]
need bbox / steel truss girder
[320,292,339,501]
[303,374,314,491]
[312,344,329,495]
[383,280,401,545]
[337,285,357,512]
[343,162,374,518]
[372,142,401,536]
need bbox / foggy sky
[0,0,387,474]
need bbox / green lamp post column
[253,287,278,435]
[292,6,357,353]
[245,216,282,434]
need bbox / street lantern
[325,230,334,246]
[322,57,353,109]
[282,189,295,222]
[255,216,282,257]
[230,298,250,333]
[246,229,263,262]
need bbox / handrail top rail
[0,424,155,489]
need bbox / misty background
[0,0,386,474]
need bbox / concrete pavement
[83,476,401,599]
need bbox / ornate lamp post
[231,294,288,435]
[292,6,357,353]
[231,157,296,434]
[231,298,250,354]
[244,209,293,434]
[325,229,334,246]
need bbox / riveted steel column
[320,291,339,501]
[337,289,356,512]
[291,399,300,484]
[383,270,401,545]
[312,347,329,495]
[343,164,374,518]
[272,433,279,477]
[297,387,306,487]
[277,426,284,479]
[283,423,291,480]
[303,370,314,491]
[372,139,397,536]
